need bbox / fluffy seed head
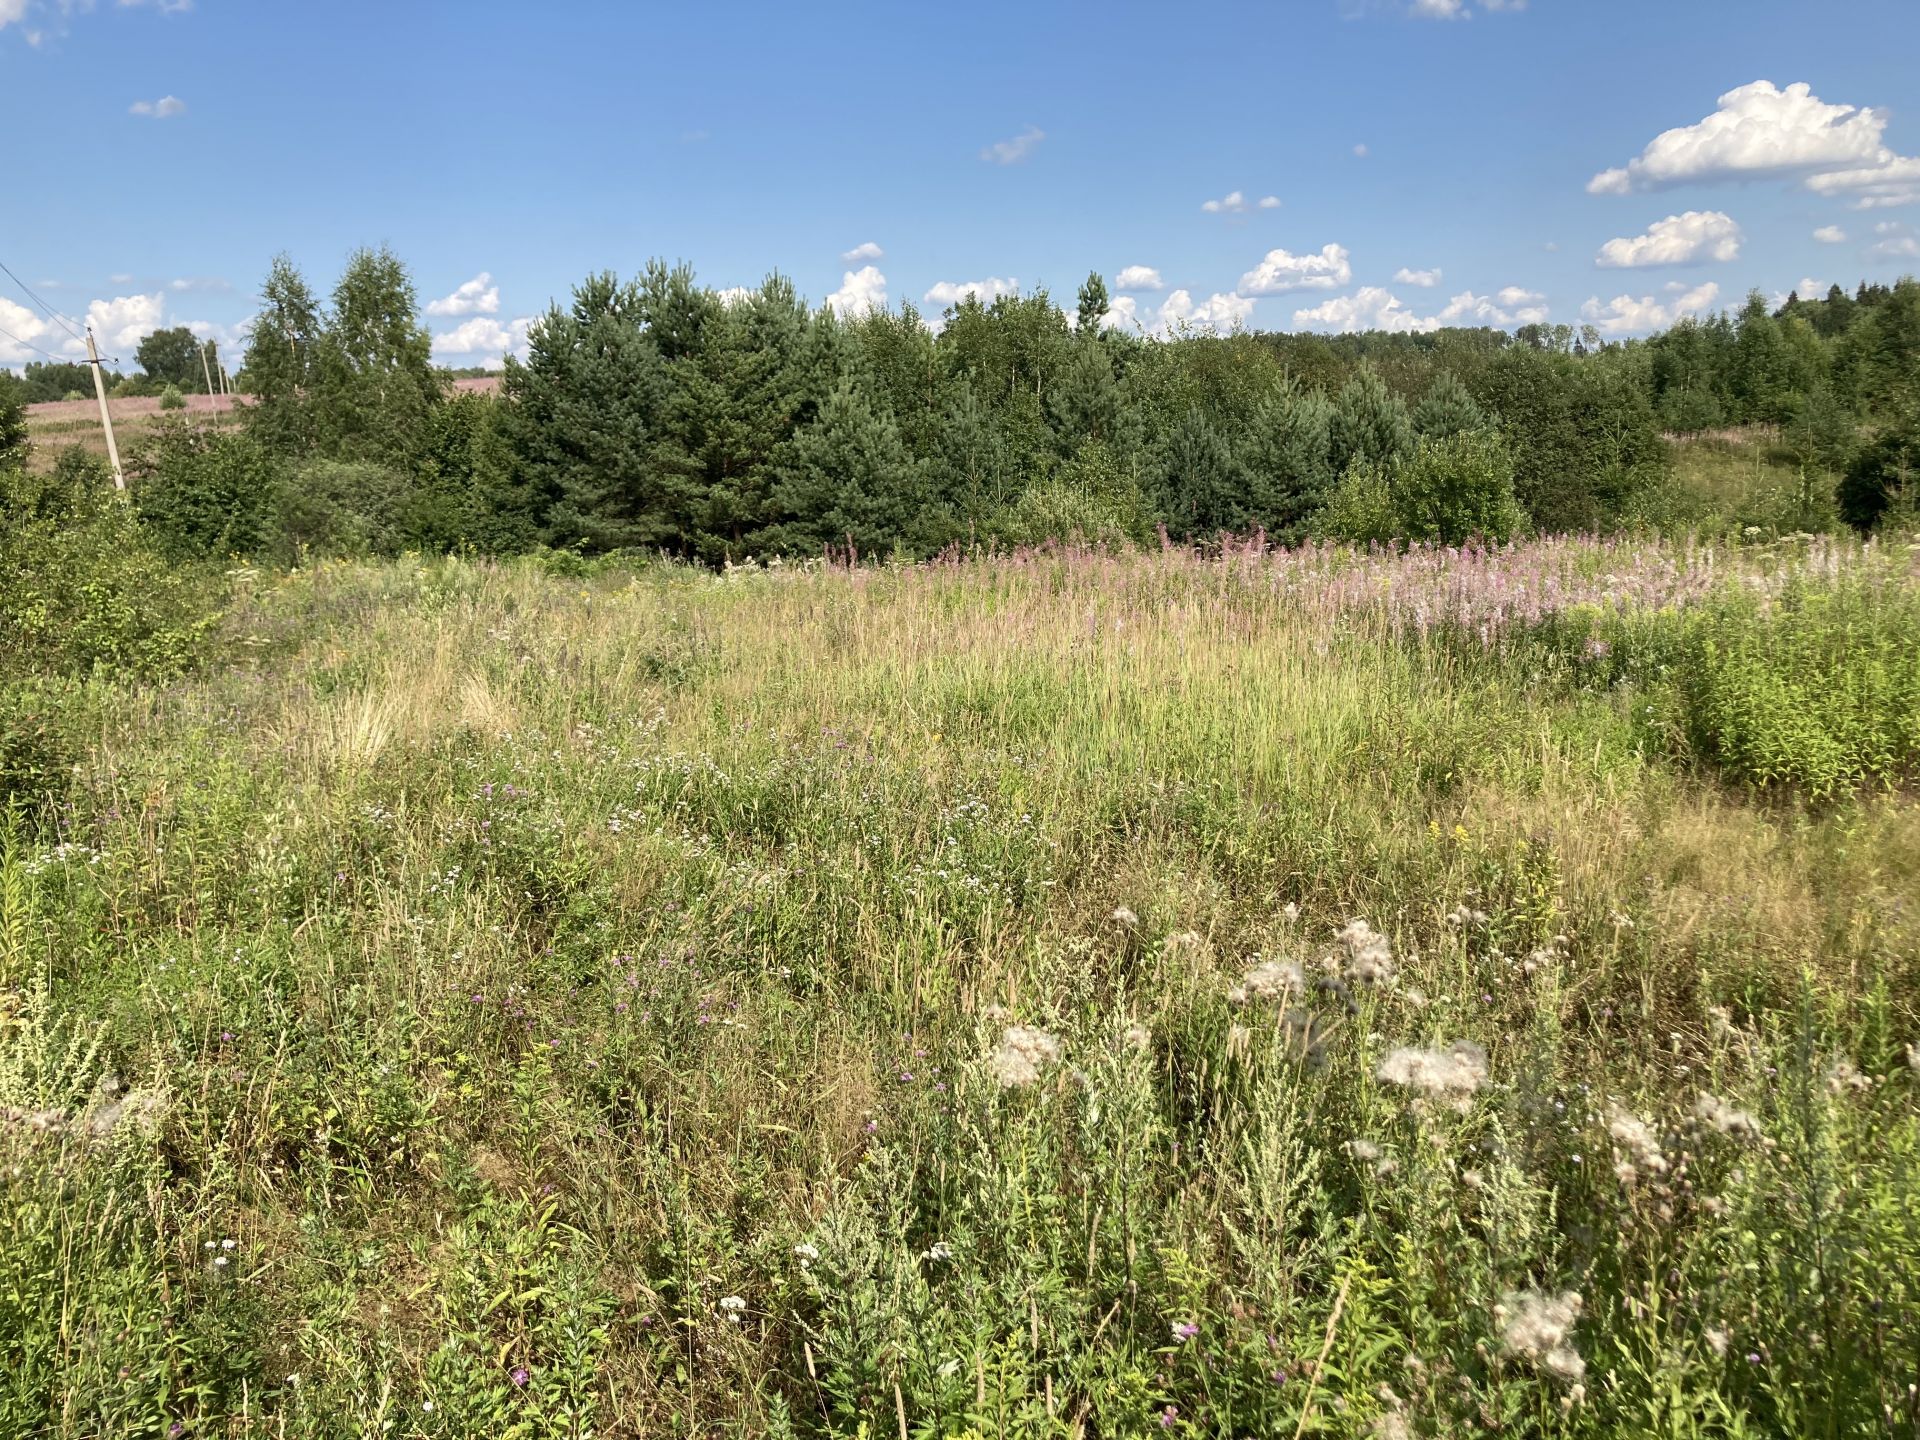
[1694,1093,1762,1141]
[1500,1289,1585,1384]
[991,1025,1063,1088]
[1377,1039,1489,1109]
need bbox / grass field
[4,537,1918,1437]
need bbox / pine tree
[1047,341,1121,454]
[1241,382,1336,541]
[505,272,680,551]
[1155,406,1248,538]
[1330,362,1414,478]
[763,382,932,555]
[1076,271,1111,336]
[929,383,1015,530]
[1411,369,1486,439]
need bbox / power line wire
[0,255,85,341]
[0,318,66,363]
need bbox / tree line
[5,247,1917,565]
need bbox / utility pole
[84,326,126,492]
[199,341,222,413]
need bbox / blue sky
[4,0,1919,371]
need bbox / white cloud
[1588,81,1920,207]
[980,125,1044,164]
[1595,210,1742,268]
[82,292,166,354]
[840,241,884,263]
[1158,289,1255,333]
[426,272,501,317]
[1113,265,1164,292]
[1293,287,1437,334]
[167,276,229,293]
[1869,228,1920,259]
[1393,266,1442,287]
[1411,0,1465,17]
[0,296,54,364]
[1097,296,1142,332]
[431,315,533,365]
[713,286,754,306]
[1352,143,1369,158]
[922,275,1019,308]
[1258,195,1281,209]
[1202,190,1247,214]
[0,0,28,28]
[827,265,889,317]
[1239,243,1352,294]
[1435,286,1549,326]
[1579,281,1721,337]
[1813,224,1848,244]
[129,95,186,119]
[185,316,252,366]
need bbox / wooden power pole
[84,326,126,492]
[200,340,220,412]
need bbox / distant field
[21,375,501,470]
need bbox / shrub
[1838,412,1919,532]
[1316,430,1528,546]
[128,423,286,562]
[157,384,187,411]
[1,449,220,682]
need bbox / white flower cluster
[1335,918,1397,988]
[1376,1040,1489,1110]
[1606,1104,1667,1184]
[1228,958,1305,1007]
[991,1026,1064,1089]
[1498,1289,1586,1384]
[1694,1093,1762,1141]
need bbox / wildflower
[1606,1104,1667,1183]
[1162,930,1206,963]
[1376,1040,1489,1110]
[1345,1139,1381,1163]
[1370,1415,1410,1440]
[510,1366,530,1388]
[1694,1093,1761,1141]
[1172,1320,1199,1341]
[421,1400,434,1413]
[1824,1059,1872,1095]
[991,1025,1064,1088]
[1228,958,1304,1006]
[1282,902,1300,922]
[1705,1326,1730,1358]
[1159,1405,1179,1428]
[923,1241,953,1262]
[793,1242,819,1264]
[718,1295,746,1323]
[1337,918,1396,988]
[1907,1041,1919,1072]
[1123,1023,1152,1050]
[1112,906,1140,928]
[1499,1289,1585,1384]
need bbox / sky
[3,0,1919,373]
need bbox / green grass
[3,545,1918,1438]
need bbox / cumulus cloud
[1159,289,1255,333]
[1595,210,1743,268]
[1202,190,1247,214]
[1113,265,1164,291]
[922,275,1019,308]
[1394,266,1442,287]
[1580,281,1721,337]
[1869,221,1920,260]
[1588,81,1920,208]
[1239,243,1352,294]
[827,265,889,317]
[167,276,229,293]
[1436,286,1549,326]
[1293,287,1436,334]
[840,241,884,263]
[129,95,186,119]
[980,125,1044,164]
[431,315,533,365]
[0,296,55,364]
[1813,224,1848,244]
[1407,0,1526,13]
[83,292,166,353]
[426,273,501,317]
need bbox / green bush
[157,384,187,411]
[276,459,414,558]
[128,422,286,562]
[1669,578,1920,795]
[1317,429,1528,546]
[1,449,221,683]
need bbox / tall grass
[3,539,1917,1437]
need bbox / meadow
[4,533,1919,1438]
